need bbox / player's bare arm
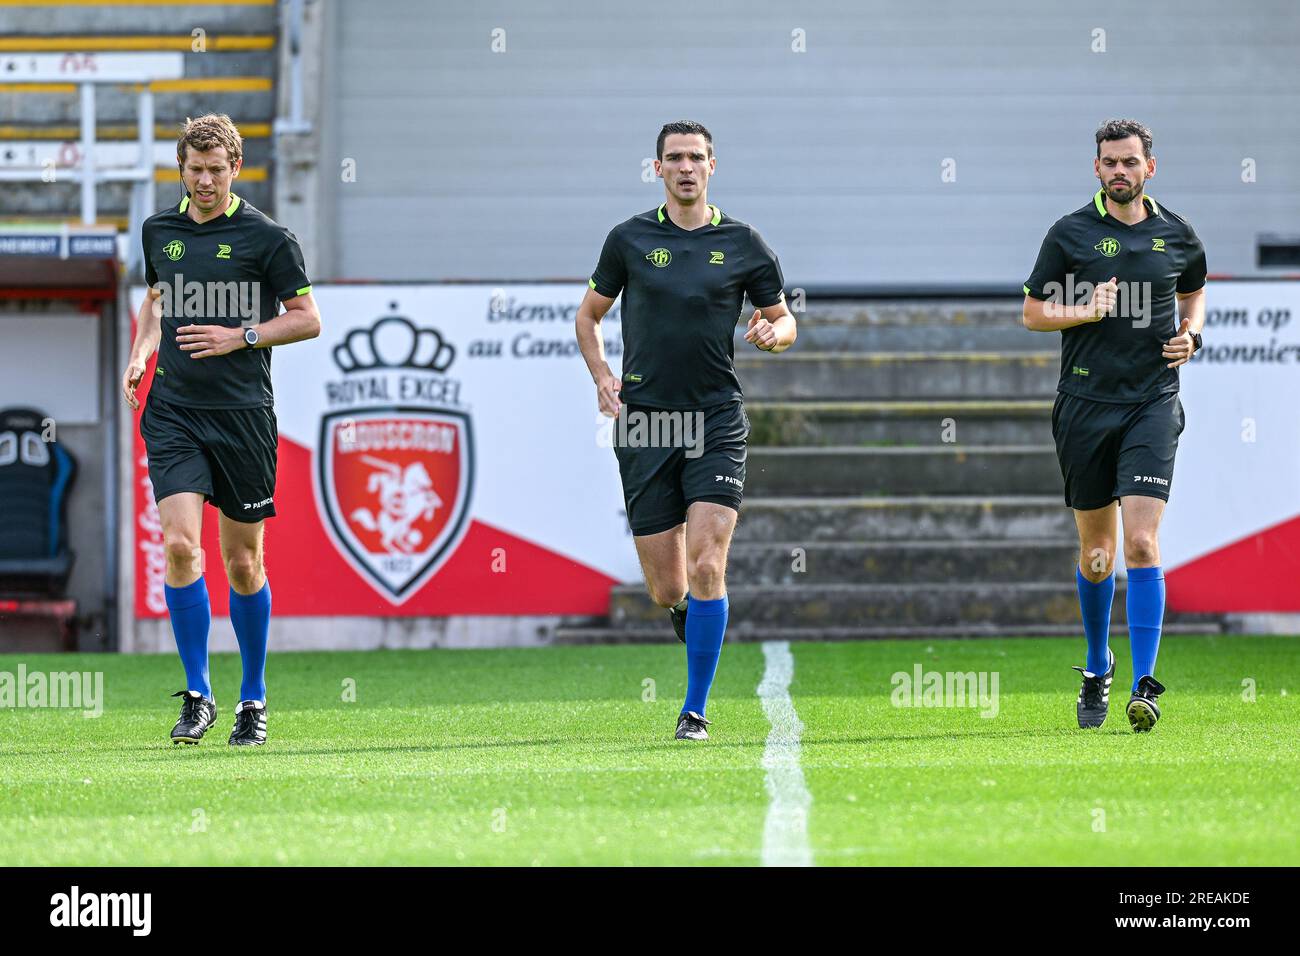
[1022,276,1118,332]
[177,291,322,360]
[743,297,796,352]
[1165,287,1206,368]
[122,285,164,409]
[575,286,622,417]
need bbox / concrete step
[553,622,1224,644]
[737,351,1059,400]
[746,400,1052,446]
[607,583,1217,631]
[788,298,1027,328]
[736,323,1040,352]
[747,445,1062,497]
[725,539,1079,585]
[734,496,1075,542]
[2,180,273,218]
[2,7,276,31]
[3,87,273,125]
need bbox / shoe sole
[1127,699,1160,732]
[1078,714,1107,729]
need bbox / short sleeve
[1177,231,1207,294]
[142,222,157,286]
[1024,221,1068,300]
[744,227,785,308]
[266,229,312,302]
[589,228,626,298]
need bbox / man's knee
[224,549,264,593]
[1124,530,1160,568]
[687,550,727,596]
[164,535,204,575]
[646,581,687,608]
[1078,540,1116,583]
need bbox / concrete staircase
[555,298,1224,643]
[1,3,279,225]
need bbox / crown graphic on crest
[332,308,455,374]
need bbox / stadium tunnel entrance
[0,226,123,651]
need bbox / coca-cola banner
[132,284,638,618]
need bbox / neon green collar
[178,192,241,217]
[1094,188,1159,217]
[658,203,722,227]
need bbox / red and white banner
[1163,280,1300,612]
[132,284,637,617]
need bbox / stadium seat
[0,407,78,596]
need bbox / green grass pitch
[1,635,1296,866]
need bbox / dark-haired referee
[577,121,796,741]
[122,114,321,746]
[1023,119,1206,734]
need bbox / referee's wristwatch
[243,327,260,349]
[1190,331,1202,353]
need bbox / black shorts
[612,400,749,536]
[140,394,278,522]
[1051,390,1185,511]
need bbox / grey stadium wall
[312,0,1300,285]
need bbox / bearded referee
[577,121,796,741]
[122,114,320,745]
[1023,119,1206,733]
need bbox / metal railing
[0,78,155,273]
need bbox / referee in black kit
[122,114,321,746]
[1022,119,1207,735]
[576,121,797,741]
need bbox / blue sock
[1127,566,1165,691]
[164,577,211,698]
[1075,567,1115,675]
[682,594,728,718]
[229,581,271,703]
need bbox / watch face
[245,328,258,346]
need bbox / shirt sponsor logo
[1151,238,1166,252]
[709,251,725,264]
[1094,237,1121,258]
[217,243,232,259]
[645,247,672,268]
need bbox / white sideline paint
[758,641,813,867]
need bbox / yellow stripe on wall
[155,165,266,182]
[0,123,272,140]
[0,1,274,6]
[0,76,272,93]
[0,35,274,51]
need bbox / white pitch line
[758,640,813,867]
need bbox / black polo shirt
[142,193,312,408]
[1024,189,1206,403]
[590,202,785,410]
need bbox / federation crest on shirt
[314,310,473,603]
